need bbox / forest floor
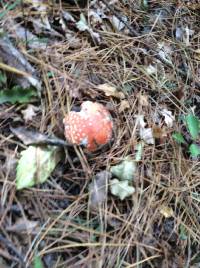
[0,1,200,268]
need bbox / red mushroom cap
[63,101,113,151]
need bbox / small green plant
[179,224,188,241]
[0,85,37,104]
[173,113,200,158]
[0,0,21,20]
[33,254,44,268]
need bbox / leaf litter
[1,0,200,267]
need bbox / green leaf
[110,157,136,181]
[0,0,21,19]
[179,224,187,241]
[185,114,200,140]
[189,143,200,158]
[191,192,200,202]
[33,254,44,268]
[0,86,37,104]
[16,146,62,190]
[76,13,88,31]
[47,71,54,78]
[140,0,149,10]
[110,179,135,200]
[172,132,186,144]
[0,71,7,85]
[122,83,132,93]
[135,142,144,161]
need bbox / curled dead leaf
[89,171,112,209]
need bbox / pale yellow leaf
[119,100,130,113]
[137,93,149,106]
[160,206,174,218]
[97,83,125,99]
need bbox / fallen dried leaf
[76,13,101,43]
[160,109,174,127]
[135,115,146,128]
[10,127,68,146]
[89,171,112,209]
[157,42,172,65]
[76,13,89,31]
[160,206,174,218]
[175,27,184,40]
[6,218,38,234]
[146,64,157,75]
[153,125,167,139]
[119,100,130,113]
[97,83,125,99]
[0,35,41,92]
[183,26,194,46]
[21,104,39,122]
[140,127,155,145]
[110,15,127,31]
[137,93,149,107]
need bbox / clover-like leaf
[110,179,135,200]
[172,132,186,144]
[189,143,200,158]
[110,157,136,181]
[185,114,200,140]
[16,146,62,190]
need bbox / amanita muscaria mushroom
[63,101,113,151]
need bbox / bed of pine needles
[0,1,200,267]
